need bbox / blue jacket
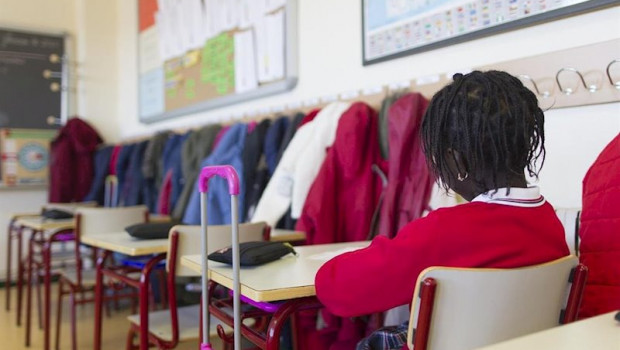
[183,123,247,225]
[123,140,149,206]
[83,145,114,205]
[264,116,290,175]
[115,144,136,206]
[160,133,189,212]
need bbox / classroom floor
[0,284,206,350]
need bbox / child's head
[421,70,545,201]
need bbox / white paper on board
[234,30,258,93]
[268,9,285,80]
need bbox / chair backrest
[75,205,148,238]
[555,208,581,256]
[168,221,268,277]
[407,256,587,350]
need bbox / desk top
[269,229,306,242]
[16,216,75,231]
[475,312,620,350]
[181,241,369,302]
[80,232,168,256]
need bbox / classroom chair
[555,208,582,256]
[407,256,587,350]
[125,222,269,350]
[55,205,150,350]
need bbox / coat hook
[519,75,550,98]
[606,59,620,90]
[556,67,598,94]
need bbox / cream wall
[113,1,620,208]
[0,0,119,281]
[0,1,618,281]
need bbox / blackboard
[0,27,66,129]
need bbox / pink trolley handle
[198,165,242,350]
[198,165,240,195]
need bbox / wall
[0,0,119,281]
[113,0,620,208]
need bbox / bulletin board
[0,27,67,129]
[138,0,299,123]
[362,0,617,65]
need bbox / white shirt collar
[471,186,546,207]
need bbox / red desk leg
[138,257,157,350]
[16,226,24,326]
[25,230,36,347]
[43,240,52,350]
[5,219,14,311]
[94,250,111,350]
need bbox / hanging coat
[378,93,434,238]
[172,124,221,220]
[49,118,102,203]
[122,140,149,206]
[579,133,620,318]
[142,132,171,212]
[83,145,114,205]
[115,143,135,206]
[182,123,248,225]
[296,102,387,244]
[242,119,271,220]
[252,103,350,227]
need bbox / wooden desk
[475,312,620,350]
[14,215,75,350]
[81,232,168,256]
[182,241,368,302]
[269,229,306,243]
[16,216,74,232]
[83,233,169,350]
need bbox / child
[314,70,570,350]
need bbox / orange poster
[139,0,158,32]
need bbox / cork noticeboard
[138,0,299,123]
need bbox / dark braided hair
[421,70,545,193]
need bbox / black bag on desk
[208,241,296,266]
[125,221,179,240]
[42,209,74,220]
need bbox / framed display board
[138,0,298,123]
[0,27,67,129]
[362,0,617,65]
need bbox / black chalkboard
[0,28,65,129]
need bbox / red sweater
[315,199,569,317]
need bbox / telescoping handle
[198,165,241,350]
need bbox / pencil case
[208,241,296,266]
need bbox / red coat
[316,199,569,317]
[296,102,388,244]
[49,118,102,202]
[378,93,434,238]
[578,133,620,318]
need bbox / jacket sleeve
[314,219,439,317]
[251,124,314,226]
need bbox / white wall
[0,0,120,281]
[112,1,620,208]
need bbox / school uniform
[114,143,136,206]
[316,187,569,349]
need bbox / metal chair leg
[55,279,64,350]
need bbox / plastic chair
[125,222,269,349]
[406,256,588,350]
[55,205,149,350]
[555,208,582,256]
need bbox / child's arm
[314,219,438,317]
